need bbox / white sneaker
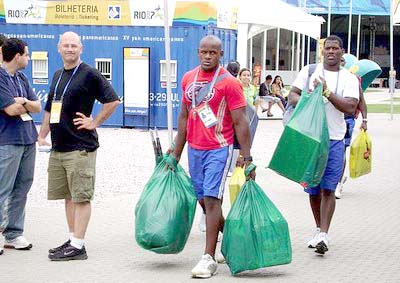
[4,236,33,250]
[191,254,218,278]
[215,251,225,264]
[335,176,347,199]
[217,231,223,242]
[315,232,329,255]
[199,213,206,232]
[307,227,321,248]
[335,183,343,199]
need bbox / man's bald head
[199,35,222,51]
[59,31,82,46]
[58,31,83,69]
[197,35,223,72]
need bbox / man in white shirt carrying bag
[288,35,359,255]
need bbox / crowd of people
[0,32,367,278]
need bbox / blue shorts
[304,140,345,195]
[344,117,355,147]
[188,145,233,200]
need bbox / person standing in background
[0,38,41,255]
[238,68,257,106]
[38,31,120,261]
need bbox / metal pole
[348,0,353,53]
[262,30,267,80]
[307,36,311,65]
[291,31,295,71]
[301,0,307,67]
[276,28,280,71]
[249,37,253,69]
[390,0,395,120]
[296,32,301,71]
[302,34,306,68]
[327,0,332,37]
[357,14,361,58]
[163,0,173,145]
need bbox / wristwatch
[22,98,28,106]
[243,156,253,162]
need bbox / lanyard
[322,67,340,95]
[53,63,81,102]
[191,65,221,109]
[8,74,24,97]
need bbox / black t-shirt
[258,82,271,97]
[44,62,119,152]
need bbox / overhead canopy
[238,0,325,40]
[236,0,324,67]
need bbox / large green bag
[268,85,330,188]
[221,167,292,275]
[135,156,197,254]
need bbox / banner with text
[0,0,238,29]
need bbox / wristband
[362,119,368,122]
[243,156,253,162]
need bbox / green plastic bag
[222,168,292,275]
[135,156,197,254]
[268,85,330,188]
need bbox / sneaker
[307,228,321,248]
[335,183,343,199]
[191,254,218,278]
[215,251,225,264]
[49,240,71,254]
[335,176,348,199]
[315,233,329,255]
[217,232,223,242]
[48,243,88,261]
[199,213,206,232]
[4,236,32,250]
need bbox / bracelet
[362,119,368,122]
[322,89,331,98]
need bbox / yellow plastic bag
[229,167,246,205]
[349,129,372,178]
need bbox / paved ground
[1,89,399,282]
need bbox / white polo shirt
[292,63,359,140]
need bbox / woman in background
[238,68,257,106]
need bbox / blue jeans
[0,144,36,241]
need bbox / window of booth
[31,51,48,78]
[95,58,112,80]
[160,60,177,82]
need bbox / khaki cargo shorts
[47,150,97,202]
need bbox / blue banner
[283,0,390,16]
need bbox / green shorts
[47,150,97,202]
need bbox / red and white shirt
[181,66,246,150]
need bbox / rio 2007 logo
[8,4,43,20]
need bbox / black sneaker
[48,243,88,261]
[315,240,329,255]
[49,240,71,254]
